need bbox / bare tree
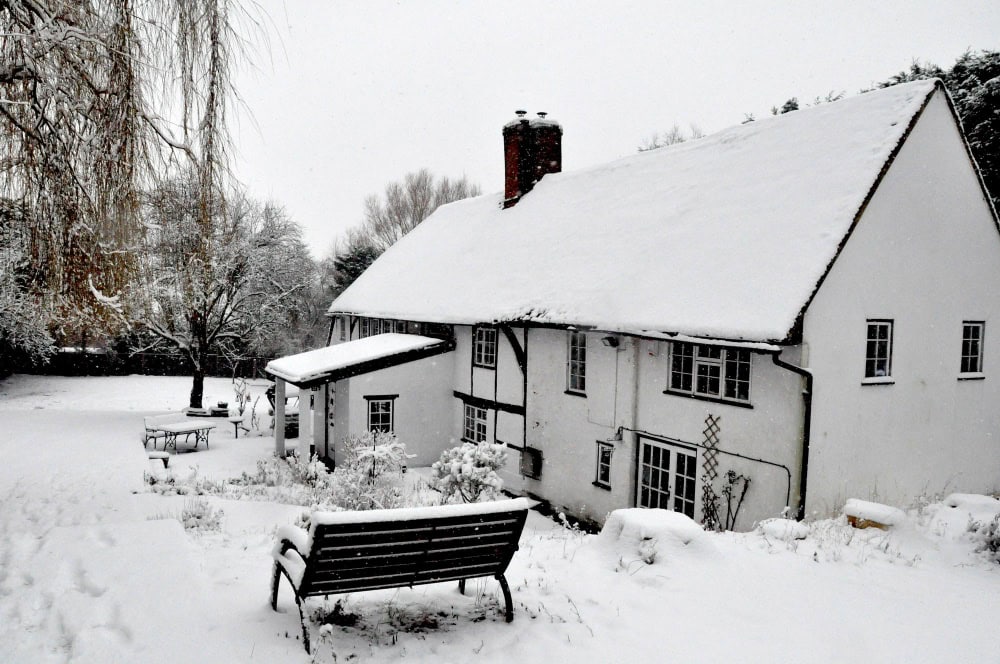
[138,175,313,408]
[360,169,481,253]
[0,0,260,351]
[326,170,481,295]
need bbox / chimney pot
[537,111,547,118]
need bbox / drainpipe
[771,352,813,520]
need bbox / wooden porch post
[275,378,286,457]
[298,386,312,457]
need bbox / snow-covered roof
[265,333,454,387]
[331,80,941,343]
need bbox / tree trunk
[190,366,205,409]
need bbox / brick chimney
[503,111,562,208]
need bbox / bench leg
[271,561,311,654]
[497,574,514,623]
[458,579,466,595]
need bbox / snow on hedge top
[265,333,444,385]
[331,80,939,342]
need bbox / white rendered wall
[634,340,804,530]
[522,329,639,525]
[521,329,804,529]
[803,89,1000,515]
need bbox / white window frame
[595,441,613,488]
[864,319,893,380]
[567,331,587,394]
[667,342,752,403]
[463,403,488,442]
[366,396,395,433]
[960,321,984,376]
[473,326,497,368]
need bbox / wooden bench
[270,498,531,653]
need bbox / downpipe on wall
[770,351,813,520]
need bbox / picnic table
[157,420,217,451]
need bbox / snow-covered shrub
[970,514,1000,562]
[327,432,409,511]
[430,441,507,503]
[180,498,224,532]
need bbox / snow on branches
[430,442,508,504]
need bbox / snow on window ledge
[957,372,985,381]
[860,376,895,386]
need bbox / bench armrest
[275,524,310,560]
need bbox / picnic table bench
[142,413,217,451]
[270,497,532,653]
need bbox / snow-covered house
[268,79,1000,529]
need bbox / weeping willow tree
[0,0,256,353]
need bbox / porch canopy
[264,333,455,389]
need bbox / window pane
[670,343,694,391]
[724,349,751,401]
[696,362,721,396]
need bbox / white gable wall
[803,89,1000,515]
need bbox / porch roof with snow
[329,80,952,344]
[264,333,455,388]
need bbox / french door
[637,437,698,518]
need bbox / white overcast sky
[231,1,999,258]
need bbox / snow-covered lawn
[1,374,998,663]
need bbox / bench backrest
[298,499,530,598]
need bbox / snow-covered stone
[844,498,906,527]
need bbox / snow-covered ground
[1,374,998,663]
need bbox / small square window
[595,442,613,488]
[865,320,893,378]
[961,322,984,374]
[473,327,497,368]
[567,331,587,393]
[464,404,488,442]
[366,397,395,433]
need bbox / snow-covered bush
[327,432,409,511]
[430,441,507,503]
[180,498,224,532]
[970,514,1000,562]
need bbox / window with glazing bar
[567,331,587,393]
[865,320,893,378]
[961,321,984,374]
[473,326,497,368]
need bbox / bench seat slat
[308,546,511,572]
[304,565,500,597]
[307,551,509,581]
[311,531,518,557]
[312,517,522,544]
